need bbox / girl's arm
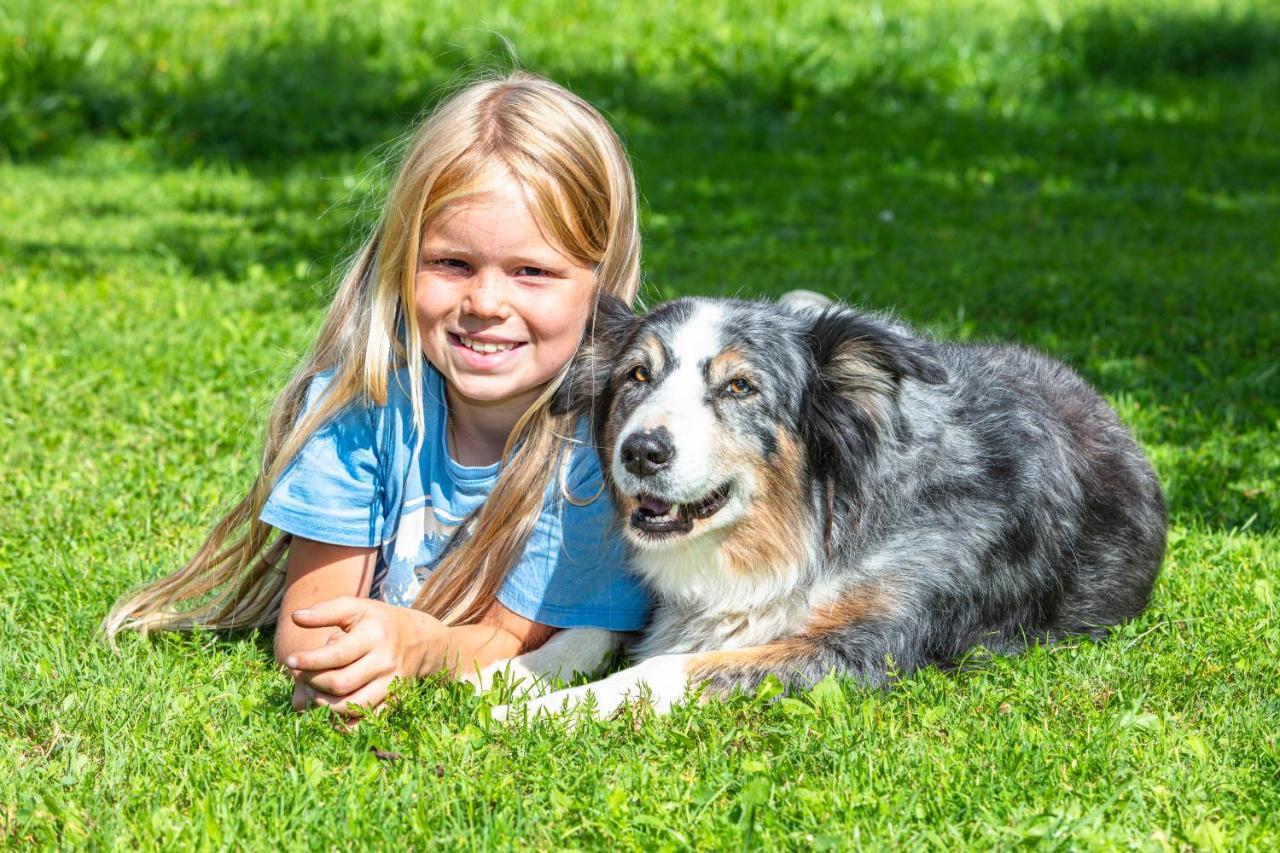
[274,537,378,668]
[278,536,557,715]
[444,601,557,674]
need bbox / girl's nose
[461,269,509,318]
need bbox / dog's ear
[551,293,637,416]
[807,308,947,391]
[801,308,946,478]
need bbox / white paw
[490,655,691,725]
[491,685,600,727]
[526,685,601,719]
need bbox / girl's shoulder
[292,365,446,505]
[303,364,444,436]
[263,364,448,547]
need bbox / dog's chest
[641,595,812,655]
[634,537,803,609]
[701,600,808,650]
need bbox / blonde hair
[105,70,641,639]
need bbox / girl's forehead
[425,175,570,259]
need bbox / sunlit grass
[2,0,1278,847]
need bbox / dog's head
[556,296,946,569]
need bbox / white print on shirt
[380,499,465,605]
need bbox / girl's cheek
[413,276,452,324]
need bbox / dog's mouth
[630,482,733,538]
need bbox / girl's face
[415,171,596,414]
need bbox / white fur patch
[612,304,725,504]
[630,530,805,612]
[492,654,693,722]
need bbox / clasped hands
[283,596,445,718]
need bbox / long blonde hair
[105,71,641,640]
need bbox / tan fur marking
[828,339,895,427]
[829,339,890,388]
[686,638,818,683]
[807,584,895,633]
[685,584,894,683]
[602,413,636,516]
[639,334,666,374]
[707,347,749,385]
[718,427,811,577]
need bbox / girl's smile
[448,332,526,369]
[415,170,596,414]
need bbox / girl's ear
[550,294,637,416]
[800,308,947,481]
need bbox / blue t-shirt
[259,365,648,631]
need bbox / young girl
[105,71,649,717]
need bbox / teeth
[647,505,681,523]
[459,336,515,354]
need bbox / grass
[2,0,1278,847]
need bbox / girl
[105,71,649,717]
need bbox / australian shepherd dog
[467,295,1167,721]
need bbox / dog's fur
[468,296,1166,720]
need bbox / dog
[466,295,1166,721]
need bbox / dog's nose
[621,428,674,477]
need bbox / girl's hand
[285,596,448,717]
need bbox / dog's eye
[630,365,651,384]
[726,378,755,397]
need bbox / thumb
[291,596,367,630]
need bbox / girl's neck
[444,385,539,467]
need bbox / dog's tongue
[639,495,673,515]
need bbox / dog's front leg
[460,628,622,699]
[493,653,694,722]
[491,636,864,723]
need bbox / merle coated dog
[467,295,1166,720]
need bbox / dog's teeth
[643,507,682,524]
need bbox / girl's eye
[426,257,469,271]
[630,365,651,384]
[516,266,549,277]
[726,378,755,397]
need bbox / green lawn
[2,0,1278,847]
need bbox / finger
[283,634,342,686]
[286,632,371,672]
[291,679,310,713]
[306,678,391,718]
[306,679,390,717]
[302,654,386,697]
[290,596,367,630]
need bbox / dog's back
[884,342,1167,664]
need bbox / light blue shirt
[260,365,649,630]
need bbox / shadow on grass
[8,3,1280,162]
[9,5,1278,532]
[1075,3,1280,81]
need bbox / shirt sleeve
[259,372,385,547]
[496,441,650,631]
